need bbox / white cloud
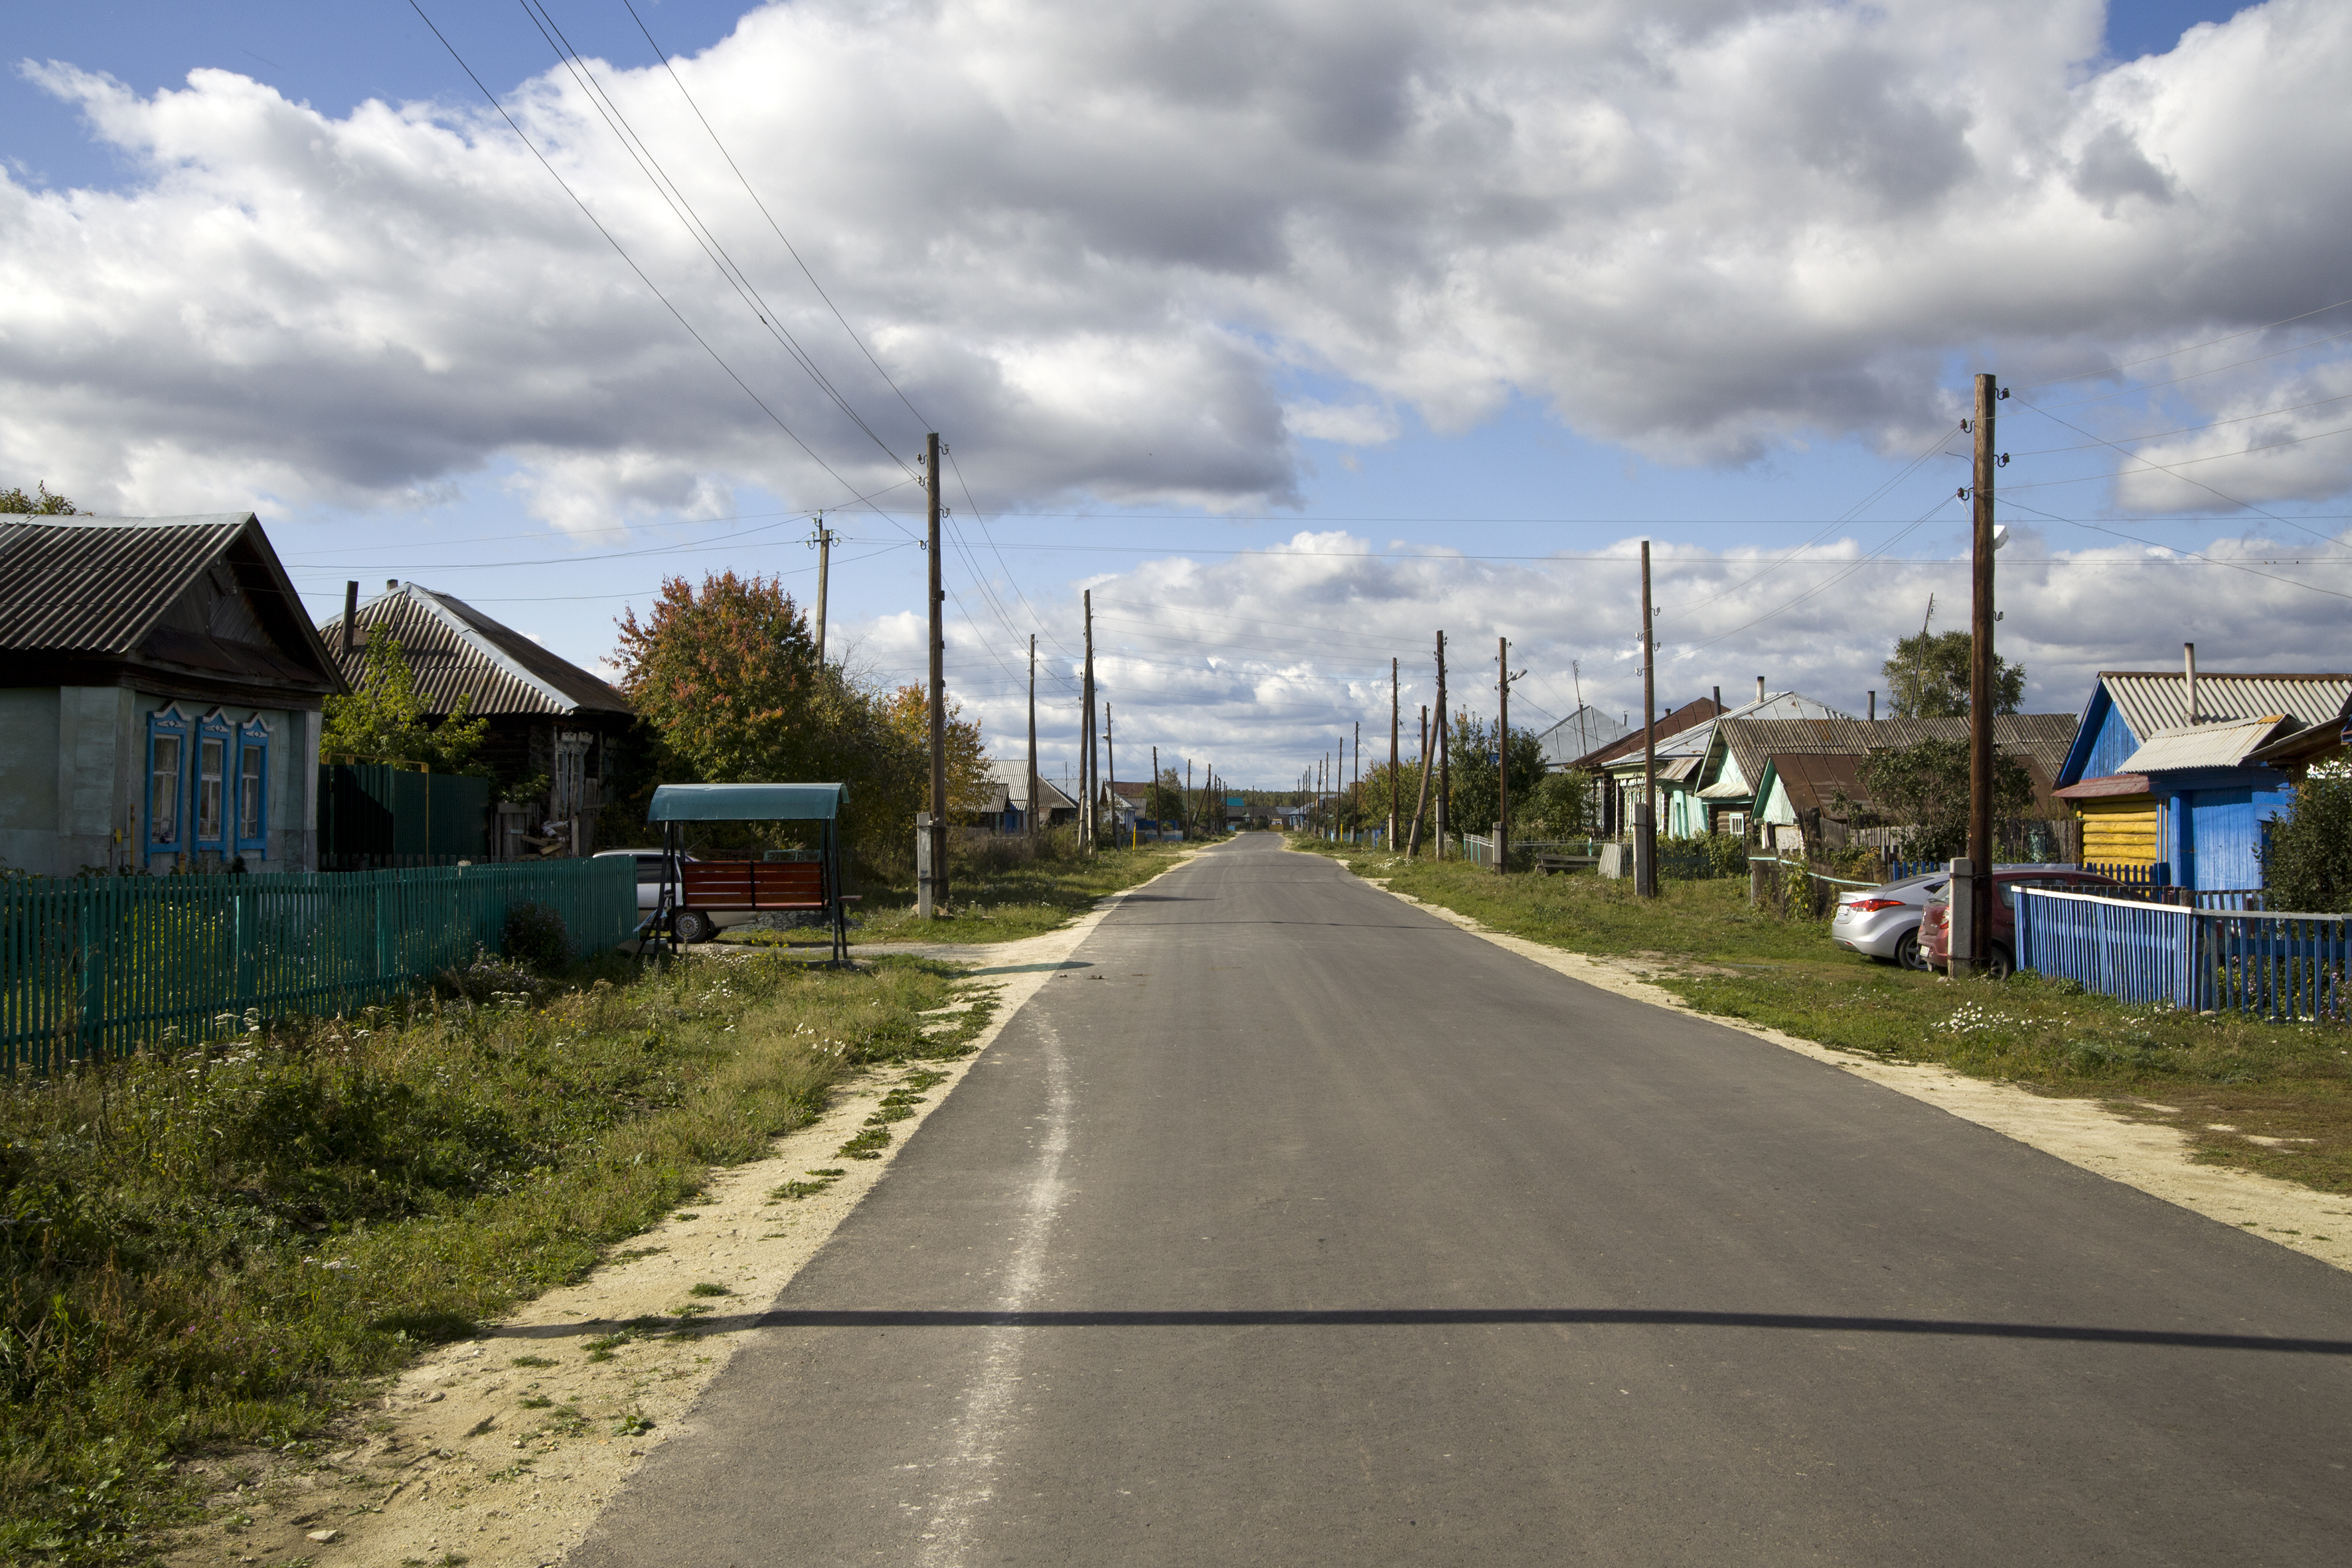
[909,523,2352,780]
[3,0,2351,523]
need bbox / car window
[635,856,665,878]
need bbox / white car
[593,848,757,945]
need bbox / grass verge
[718,840,1194,948]
[1292,836,2352,1196]
[0,947,996,1566]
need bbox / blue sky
[4,1,2345,785]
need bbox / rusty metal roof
[0,514,258,652]
[319,584,632,718]
[2100,670,2352,736]
[2054,772,2151,802]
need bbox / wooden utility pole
[1405,704,1431,855]
[1388,657,1400,851]
[1103,702,1117,844]
[1185,758,1193,838]
[1638,540,1658,898]
[1150,744,1159,838]
[1434,631,1450,858]
[1960,372,2002,976]
[810,513,838,665]
[1497,635,1513,874]
[1026,635,1039,846]
[923,433,947,917]
[1081,590,1097,854]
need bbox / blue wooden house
[2052,664,2352,890]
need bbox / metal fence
[2013,886,2348,1022]
[0,858,639,1073]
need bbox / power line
[2017,295,2352,394]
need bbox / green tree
[1857,737,2035,861]
[1522,767,1601,840]
[0,482,76,514]
[321,627,488,771]
[2260,765,2352,913]
[1147,766,1188,828]
[1883,629,2025,718]
[1446,713,1546,839]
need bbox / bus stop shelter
[645,783,854,965]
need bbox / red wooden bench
[680,859,835,911]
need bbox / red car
[1920,868,2122,977]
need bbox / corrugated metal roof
[986,759,1077,812]
[320,584,632,718]
[1564,697,1721,769]
[2118,715,2300,773]
[2101,670,2352,737]
[1718,713,2079,794]
[0,514,256,652]
[1607,690,1855,770]
[1770,753,1878,817]
[1536,706,1632,765]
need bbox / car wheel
[1985,943,2014,981]
[672,908,714,945]
[1894,930,1924,971]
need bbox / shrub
[502,900,574,973]
[2262,766,2352,913]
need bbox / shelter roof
[2053,772,2152,802]
[321,583,632,718]
[0,514,343,698]
[647,783,847,822]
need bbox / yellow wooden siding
[2075,799,2157,864]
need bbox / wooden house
[2053,664,2352,890]
[317,582,634,857]
[1599,685,1853,838]
[1719,714,2078,852]
[0,514,343,876]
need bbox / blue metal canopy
[647,783,848,823]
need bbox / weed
[835,1126,891,1160]
[686,1282,732,1297]
[611,1412,655,1439]
[518,1395,553,1409]
[509,1355,558,1368]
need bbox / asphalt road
[574,835,2352,1566]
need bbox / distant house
[986,759,1077,831]
[1567,696,1724,836]
[0,514,344,876]
[2053,666,2352,890]
[1717,714,2079,852]
[318,582,634,854]
[1599,688,1854,838]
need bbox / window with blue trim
[146,709,190,851]
[235,720,270,854]
[194,714,231,850]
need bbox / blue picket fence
[2013,886,2349,1022]
[1885,858,2172,886]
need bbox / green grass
[1293,836,2352,1196]
[0,949,996,1565]
[716,841,1194,949]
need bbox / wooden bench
[1532,854,1599,876]
[680,860,857,911]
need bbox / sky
[5,0,2348,792]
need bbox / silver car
[1830,872,1946,970]
[593,848,756,945]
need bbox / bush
[502,900,574,973]
[2262,766,2352,913]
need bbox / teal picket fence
[0,858,637,1074]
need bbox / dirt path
[166,858,1194,1568]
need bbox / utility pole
[1958,373,2003,977]
[1406,704,1431,856]
[1389,657,1400,851]
[1081,590,1097,854]
[809,513,839,665]
[1104,702,1117,846]
[1434,631,1450,858]
[1497,635,1515,874]
[1637,540,1658,898]
[1185,758,1193,839]
[1026,635,1039,847]
[1151,744,1160,838]
[923,433,947,917]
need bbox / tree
[614,572,831,784]
[1147,766,1188,828]
[0,482,76,514]
[882,684,992,818]
[2260,764,2352,913]
[1522,767,1601,840]
[1883,629,2025,718]
[1857,737,2035,862]
[1445,712,1546,839]
[321,627,488,771]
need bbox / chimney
[1712,685,1721,711]
[2184,642,2198,724]
[1755,676,1766,704]
[387,579,400,593]
[343,580,358,655]
[1868,690,1877,721]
